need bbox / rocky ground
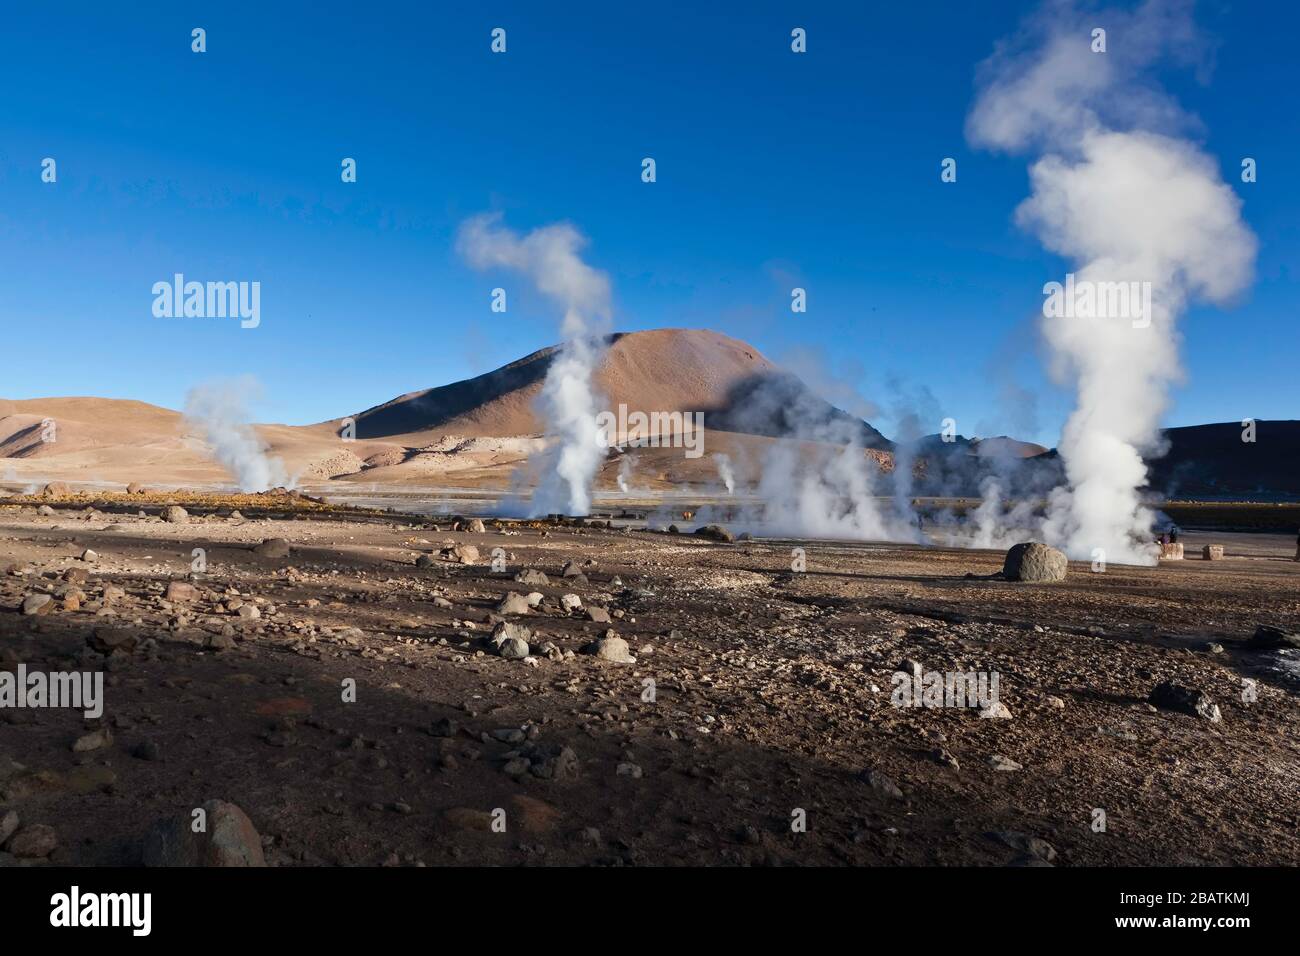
[1,492,1298,867]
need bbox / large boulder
[1002,543,1067,583]
[142,799,267,866]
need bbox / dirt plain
[0,491,1297,867]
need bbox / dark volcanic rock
[1149,681,1222,722]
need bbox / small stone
[164,581,199,603]
[72,728,113,752]
[979,702,1013,720]
[988,754,1022,772]
[859,769,904,799]
[584,633,634,663]
[7,824,57,859]
[162,506,189,524]
[254,538,291,559]
[132,740,162,761]
[143,799,266,866]
[616,762,643,778]
[21,594,53,616]
[495,592,532,615]
[430,718,459,738]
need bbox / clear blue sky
[0,1,1293,446]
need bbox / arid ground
[1,491,1298,867]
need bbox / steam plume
[457,213,612,516]
[713,453,736,494]
[184,377,291,492]
[968,0,1255,564]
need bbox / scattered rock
[21,594,53,616]
[164,581,199,603]
[515,569,549,586]
[430,718,459,738]
[6,824,57,859]
[988,754,1022,772]
[495,592,532,615]
[254,538,291,559]
[859,769,904,799]
[440,544,479,565]
[80,548,99,563]
[988,830,1056,863]
[560,593,582,611]
[1149,681,1221,722]
[162,506,189,524]
[584,632,634,663]
[694,524,734,543]
[490,621,531,659]
[88,627,137,655]
[586,606,612,623]
[143,799,267,866]
[72,728,113,753]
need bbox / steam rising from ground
[732,377,919,542]
[458,214,611,516]
[968,0,1255,564]
[713,453,735,493]
[184,378,291,492]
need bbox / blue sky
[0,0,1293,446]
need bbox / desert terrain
[1,489,1297,867]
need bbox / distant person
[1170,529,1178,544]
[1159,532,1169,546]
[1295,528,1299,562]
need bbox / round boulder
[1002,542,1067,583]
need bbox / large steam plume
[184,377,291,492]
[968,0,1255,564]
[457,214,612,516]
